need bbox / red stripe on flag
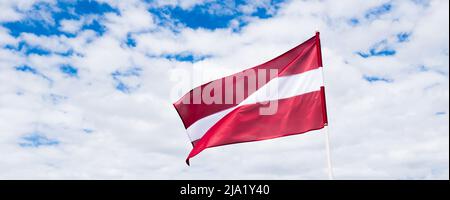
[320,86,328,125]
[186,90,327,165]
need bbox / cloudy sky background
[0,0,448,179]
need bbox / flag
[173,32,328,165]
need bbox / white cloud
[59,19,84,34]
[147,0,210,10]
[0,0,55,22]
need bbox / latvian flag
[174,33,328,165]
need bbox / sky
[0,0,448,179]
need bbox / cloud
[59,18,84,34]
[0,0,448,179]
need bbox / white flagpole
[316,30,335,180]
[324,125,334,180]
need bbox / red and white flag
[173,33,328,165]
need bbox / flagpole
[324,125,334,180]
[316,31,335,180]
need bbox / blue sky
[0,0,448,179]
